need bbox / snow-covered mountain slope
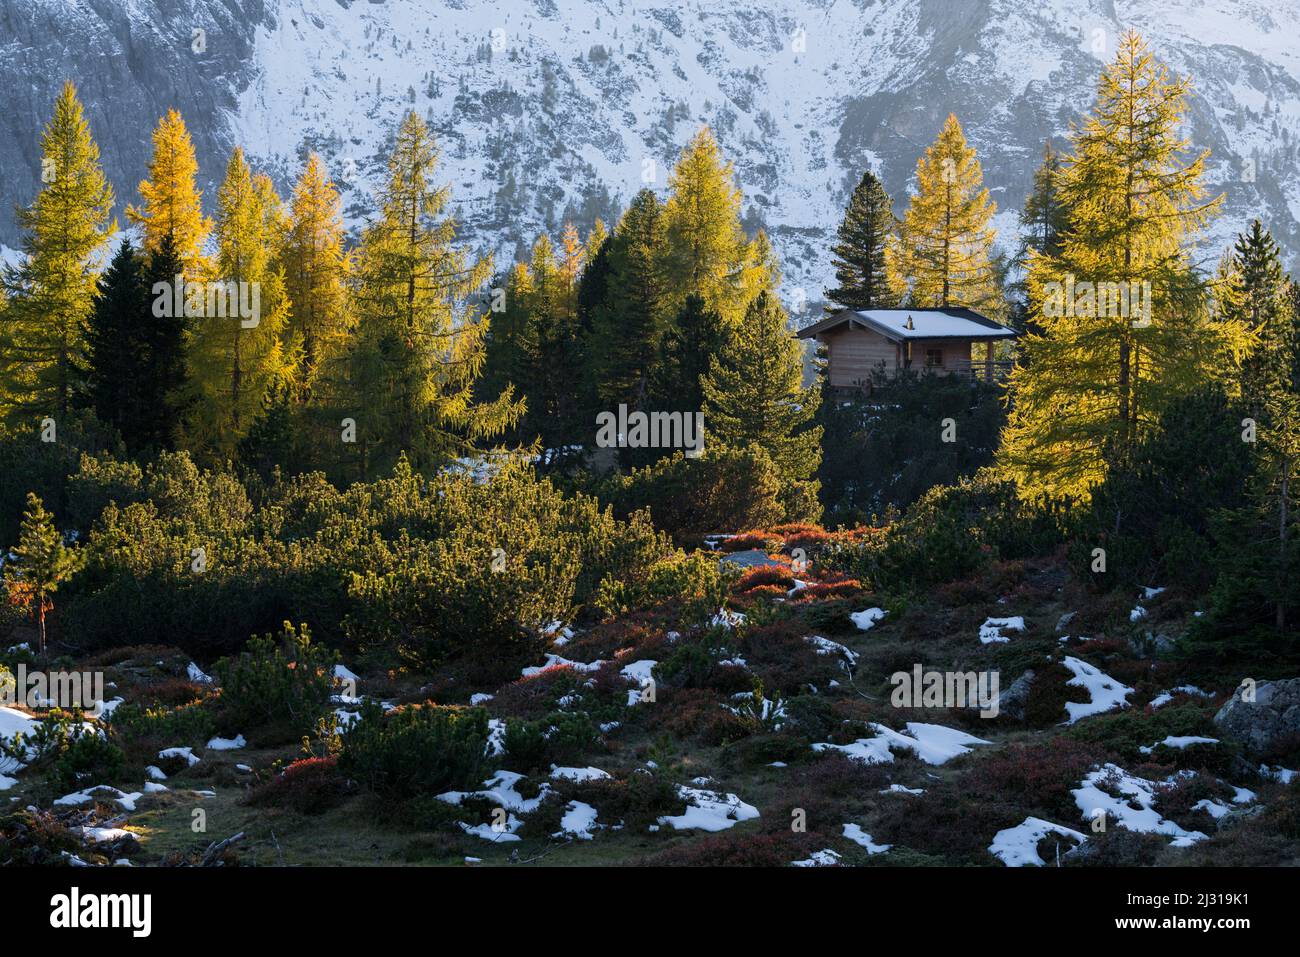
[2,0,1299,315]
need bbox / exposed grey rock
[718,549,782,570]
[1129,631,1176,658]
[1213,678,1300,754]
[995,669,1035,721]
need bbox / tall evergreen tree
[81,239,148,447]
[700,290,822,518]
[127,109,210,273]
[826,169,898,310]
[885,114,1000,314]
[0,82,114,423]
[140,232,190,451]
[185,147,292,454]
[1018,142,1069,263]
[1212,224,1300,634]
[284,152,349,399]
[654,293,728,417]
[999,31,1250,501]
[589,189,669,412]
[343,111,522,473]
[1220,220,1291,412]
[663,127,747,325]
[480,261,537,431]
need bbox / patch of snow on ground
[75,826,137,843]
[55,786,143,811]
[710,607,747,630]
[550,765,611,782]
[439,770,552,814]
[979,616,1025,644]
[1192,798,1233,820]
[1139,735,1219,754]
[657,785,760,832]
[843,823,891,853]
[470,693,494,705]
[439,770,552,842]
[1072,764,1208,847]
[0,706,35,773]
[805,635,858,669]
[485,719,506,757]
[158,746,199,767]
[1261,764,1297,784]
[728,691,786,726]
[620,659,657,705]
[1148,685,1212,709]
[815,722,989,766]
[521,654,606,678]
[989,817,1086,866]
[850,607,887,630]
[1061,656,1133,724]
[791,848,841,866]
[554,800,600,840]
[206,734,246,751]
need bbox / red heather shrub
[245,756,352,815]
[772,523,830,552]
[720,531,781,552]
[934,578,995,607]
[736,565,796,592]
[801,750,893,796]
[792,580,863,601]
[738,585,789,603]
[1074,637,1128,657]
[138,678,209,707]
[872,787,1025,863]
[739,620,841,691]
[656,687,753,744]
[963,740,1108,818]
[487,664,581,719]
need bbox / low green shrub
[108,699,216,747]
[338,701,488,798]
[503,711,601,771]
[212,622,336,739]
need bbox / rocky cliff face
[2,0,1299,309]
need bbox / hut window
[925,348,943,367]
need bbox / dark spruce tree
[140,232,189,451]
[81,238,146,445]
[825,170,897,311]
[588,189,668,415]
[81,233,187,454]
[654,293,728,418]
